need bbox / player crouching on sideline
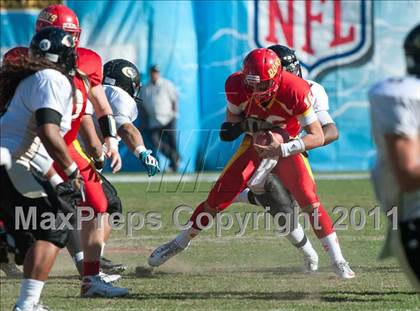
[369,24,420,291]
[233,45,353,278]
[68,58,160,279]
[148,48,351,278]
[0,28,82,311]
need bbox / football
[253,127,290,146]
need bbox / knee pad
[251,174,298,231]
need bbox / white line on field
[105,173,370,183]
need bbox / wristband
[98,115,117,138]
[49,173,64,188]
[280,138,305,158]
[64,162,78,177]
[134,145,147,158]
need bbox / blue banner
[1,1,419,172]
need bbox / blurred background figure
[140,65,180,172]
[369,24,420,291]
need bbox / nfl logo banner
[250,0,373,78]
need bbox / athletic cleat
[99,271,121,283]
[0,262,23,278]
[148,239,186,267]
[80,275,129,298]
[302,254,318,273]
[13,303,50,311]
[100,257,127,274]
[333,261,355,279]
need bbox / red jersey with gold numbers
[63,47,103,144]
[225,70,316,137]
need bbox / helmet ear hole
[29,27,77,74]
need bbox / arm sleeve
[89,55,103,87]
[316,110,335,126]
[370,94,419,137]
[225,74,247,116]
[293,85,318,127]
[227,101,243,115]
[311,81,329,113]
[112,90,139,129]
[30,71,72,117]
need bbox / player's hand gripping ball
[252,127,289,146]
[253,127,290,158]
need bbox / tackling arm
[322,123,339,145]
[88,85,121,173]
[385,134,420,192]
[301,120,325,150]
[118,122,160,177]
[118,122,145,153]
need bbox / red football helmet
[35,4,81,46]
[242,48,282,102]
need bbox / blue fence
[1,0,419,172]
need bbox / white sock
[320,232,345,264]
[234,189,250,204]
[100,243,105,257]
[286,224,318,258]
[175,226,200,248]
[15,279,45,310]
[72,251,84,264]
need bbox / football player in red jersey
[149,48,354,279]
[34,4,128,297]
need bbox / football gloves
[139,150,160,177]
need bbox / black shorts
[399,218,420,283]
[99,172,122,215]
[0,167,69,264]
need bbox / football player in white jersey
[0,28,81,311]
[63,59,159,279]
[369,24,420,291]
[233,45,354,279]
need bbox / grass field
[1,178,419,310]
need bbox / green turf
[1,179,419,310]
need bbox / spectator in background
[139,65,180,171]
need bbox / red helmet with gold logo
[36,4,81,46]
[242,48,282,102]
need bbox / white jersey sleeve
[306,79,334,125]
[369,76,420,137]
[30,69,72,117]
[104,85,138,129]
